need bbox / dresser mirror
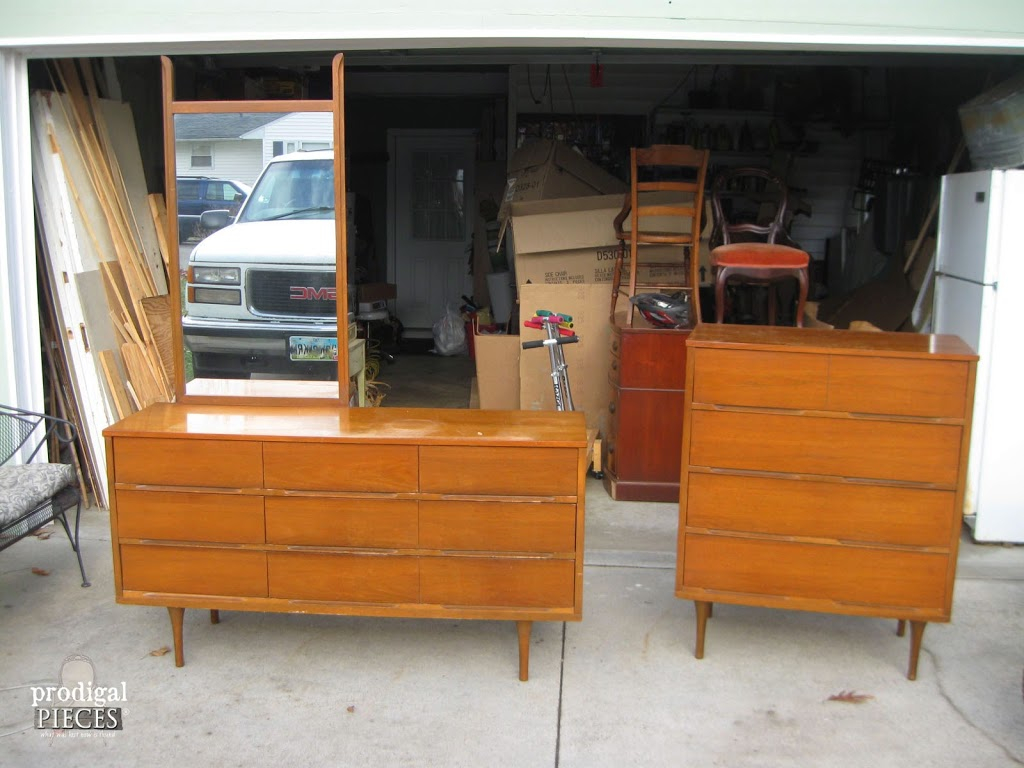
[161,55,349,403]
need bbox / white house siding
[175,139,264,186]
[248,112,335,168]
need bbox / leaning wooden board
[675,324,977,679]
[104,403,588,680]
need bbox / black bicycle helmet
[629,292,692,329]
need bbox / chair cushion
[0,463,75,525]
[710,243,810,269]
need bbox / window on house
[190,143,212,169]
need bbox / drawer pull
[609,402,616,414]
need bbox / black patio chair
[0,404,89,586]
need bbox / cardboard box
[473,320,520,411]
[498,139,627,224]
[959,71,1024,170]
[518,283,612,434]
[508,195,702,287]
[357,283,397,302]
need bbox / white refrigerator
[933,169,1024,543]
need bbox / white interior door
[388,130,475,337]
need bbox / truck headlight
[190,287,242,305]
[192,267,240,285]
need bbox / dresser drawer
[265,497,418,548]
[420,557,574,608]
[263,442,417,493]
[685,473,957,547]
[419,501,576,553]
[420,447,578,496]
[691,348,828,409]
[689,410,964,485]
[120,544,267,597]
[827,356,970,418]
[116,490,265,544]
[113,437,263,488]
[267,552,418,603]
[682,534,949,611]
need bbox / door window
[411,151,465,241]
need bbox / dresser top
[687,325,978,361]
[103,403,588,447]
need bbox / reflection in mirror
[174,112,349,397]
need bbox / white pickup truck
[182,150,346,379]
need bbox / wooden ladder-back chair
[709,166,810,327]
[610,145,709,327]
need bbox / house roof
[174,113,280,140]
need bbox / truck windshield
[238,158,335,223]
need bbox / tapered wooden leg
[896,619,906,637]
[907,621,926,681]
[167,607,185,668]
[517,621,532,682]
[694,601,712,659]
[210,610,220,624]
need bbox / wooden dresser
[104,403,587,680]
[676,325,977,679]
[602,317,690,502]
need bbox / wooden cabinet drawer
[120,544,267,597]
[420,557,574,608]
[420,447,578,496]
[689,410,963,485]
[691,348,828,409]
[116,490,265,544]
[267,552,418,603]
[113,437,263,488]
[691,350,971,418]
[612,389,684,482]
[827,356,970,418]
[685,473,956,547]
[419,501,576,553]
[263,442,417,492]
[616,328,688,390]
[265,497,418,548]
[681,534,949,612]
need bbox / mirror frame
[161,54,349,404]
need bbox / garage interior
[31,48,1020,324]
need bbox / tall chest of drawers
[104,404,587,680]
[675,325,977,679]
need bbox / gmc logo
[290,287,336,301]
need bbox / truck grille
[248,269,336,317]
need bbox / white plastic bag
[432,303,467,356]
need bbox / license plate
[288,336,338,362]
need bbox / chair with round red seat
[709,167,810,327]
